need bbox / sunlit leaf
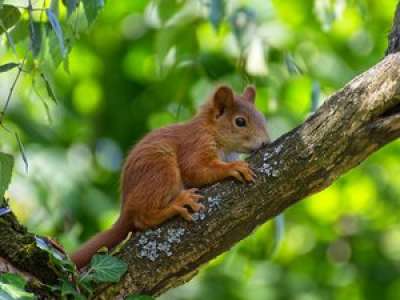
[209,0,225,31]
[0,274,26,289]
[0,273,34,300]
[86,254,127,283]
[246,36,267,76]
[0,5,21,35]
[82,0,104,25]
[0,284,35,300]
[0,152,13,201]
[46,9,66,58]
[0,63,19,72]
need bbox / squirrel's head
[203,85,270,154]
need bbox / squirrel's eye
[235,117,247,127]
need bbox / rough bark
[94,53,400,299]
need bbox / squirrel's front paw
[227,161,256,183]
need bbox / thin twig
[0,57,26,124]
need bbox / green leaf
[40,72,58,103]
[29,21,42,58]
[47,31,64,68]
[9,19,28,44]
[126,295,155,300]
[0,5,21,35]
[209,0,225,31]
[60,279,85,299]
[0,273,26,289]
[0,62,19,72]
[87,255,127,283]
[82,0,104,25]
[0,152,14,200]
[158,0,184,24]
[46,9,66,58]
[0,282,35,300]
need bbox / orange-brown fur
[71,85,270,268]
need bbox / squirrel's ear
[213,85,234,118]
[242,85,256,104]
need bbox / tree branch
[387,1,400,55]
[94,53,400,299]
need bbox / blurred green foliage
[1,0,400,299]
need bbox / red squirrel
[71,85,270,268]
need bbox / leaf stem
[0,58,25,124]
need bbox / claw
[228,161,256,183]
[172,189,205,221]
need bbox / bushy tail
[71,218,131,269]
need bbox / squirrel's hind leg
[134,189,205,229]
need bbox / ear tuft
[213,85,234,118]
[243,85,256,104]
